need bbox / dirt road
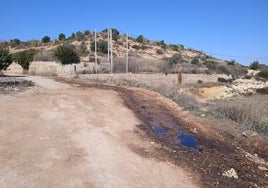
[0,76,198,188]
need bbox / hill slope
[1,29,248,76]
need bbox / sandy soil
[0,76,197,188]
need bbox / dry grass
[210,96,268,136]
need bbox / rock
[192,128,198,134]
[200,114,206,117]
[245,152,267,166]
[222,168,238,179]
[258,166,268,171]
[242,130,258,138]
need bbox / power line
[205,52,268,60]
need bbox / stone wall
[29,61,98,77]
[78,73,232,85]
[5,61,232,84]
[4,62,24,74]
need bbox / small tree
[191,57,199,65]
[84,30,91,36]
[53,45,80,64]
[79,42,89,57]
[90,40,108,54]
[13,49,36,70]
[76,31,85,41]
[58,33,66,41]
[9,39,21,47]
[249,61,259,70]
[42,36,51,43]
[136,35,145,43]
[166,53,183,65]
[0,48,12,71]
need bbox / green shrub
[191,57,199,65]
[136,35,145,43]
[9,39,21,48]
[42,36,51,43]
[156,40,167,49]
[166,53,183,65]
[204,60,217,70]
[84,30,91,36]
[76,31,85,41]
[227,60,236,66]
[218,77,228,83]
[111,29,120,41]
[53,45,80,64]
[218,65,230,75]
[132,45,141,50]
[197,80,203,84]
[169,44,179,51]
[256,71,268,80]
[141,45,149,50]
[58,33,66,41]
[156,49,164,55]
[249,61,259,70]
[256,87,268,94]
[13,49,36,70]
[90,40,108,54]
[0,48,12,71]
[79,42,89,57]
[252,122,268,135]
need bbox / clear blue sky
[1,0,267,65]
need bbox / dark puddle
[154,126,203,153]
[178,133,203,153]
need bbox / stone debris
[245,152,268,166]
[242,130,258,138]
[258,166,268,171]
[222,168,238,179]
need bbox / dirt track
[0,76,197,188]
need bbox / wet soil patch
[117,88,268,187]
[57,78,268,187]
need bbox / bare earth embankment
[0,76,197,188]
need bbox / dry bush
[211,96,268,135]
[113,57,164,73]
[34,51,54,61]
[151,83,199,110]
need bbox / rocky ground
[0,76,35,95]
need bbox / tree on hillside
[79,42,89,57]
[0,48,12,71]
[111,29,120,41]
[58,33,66,41]
[12,49,36,70]
[191,57,200,65]
[9,38,21,47]
[249,61,260,70]
[84,30,91,36]
[136,35,145,43]
[76,31,85,41]
[42,36,51,43]
[53,45,80,64]
[90,40,108,54]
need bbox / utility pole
[107,28,110,62]
[126,33,128,73]
[94,29,97,73]
[110,29,113,73]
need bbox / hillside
[1,28,248,76]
